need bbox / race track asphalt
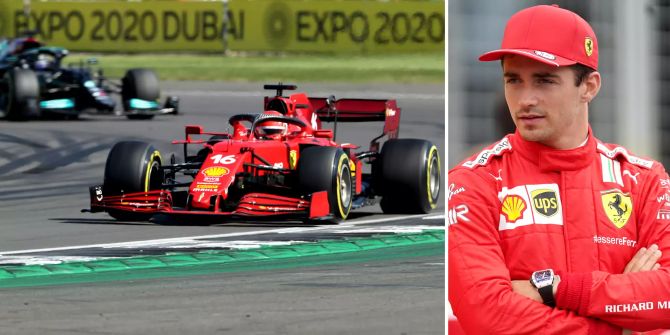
[0,81,445,334]
[0,251,444,335]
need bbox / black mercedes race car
[0,36,178,120]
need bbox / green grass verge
[0,243,444,288]
[0,230,444,288]
[66,52,445,83]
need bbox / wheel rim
[428,153,440,203]
[339,164,352,209]
[148,161,162,190]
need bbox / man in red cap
[449,5,670,334]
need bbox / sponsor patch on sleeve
[448,183,465,201]
[597,143,654,169]
[462,138,511,168]
[656,178,670,220]
[448,204,470,225]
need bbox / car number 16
[210,154,236,164]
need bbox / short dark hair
[571,63,595,86]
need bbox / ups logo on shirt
[531,189,558,217]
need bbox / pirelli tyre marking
[144,150,161,192]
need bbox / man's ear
[582,71,601,103]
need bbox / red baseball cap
[479,5,598,70]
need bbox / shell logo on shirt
[498,183,563,231]
[601,190,632,229]
[501,195,526,222]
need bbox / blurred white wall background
[448,0,667,168]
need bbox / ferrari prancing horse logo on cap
[585,37,594,57]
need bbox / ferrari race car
[0,35,178,120]
[86,84,440,223]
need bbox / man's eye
[505,78,520,84]
[537,78,556,84]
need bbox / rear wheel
[377,139,441,214]
[298,146,352,223]
[103,141,163,220]
[5,68,40,120]
[122,68,159,120]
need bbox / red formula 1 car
[87,84,441,223]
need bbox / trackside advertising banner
[0,1,229,52]
[0,0,444,52]
[228,0,445,52]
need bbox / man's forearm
[512,245,661,303]
[551,245,669,331]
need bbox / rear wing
[309,98,401,139]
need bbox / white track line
[0,213,443,255]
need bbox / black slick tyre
[298,146,353,223]
[122,68,160,120]
[103,141,163,221]
[5,68,40,120]
[377,139,441,214]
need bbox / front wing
[87,186,330,221]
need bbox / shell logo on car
[202,166,229,177]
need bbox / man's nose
[518,88,539,108]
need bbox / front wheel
[103,141,163,220]
[122,68,160,120]
[298,146,353,223]
[376,139,441,214]
[5,68,40,120]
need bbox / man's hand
[620,246,661,335]
[623,244,662,273]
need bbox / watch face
[532,269,554,288]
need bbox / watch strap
[538,285,556,308]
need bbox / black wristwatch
[530,269,556,307]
